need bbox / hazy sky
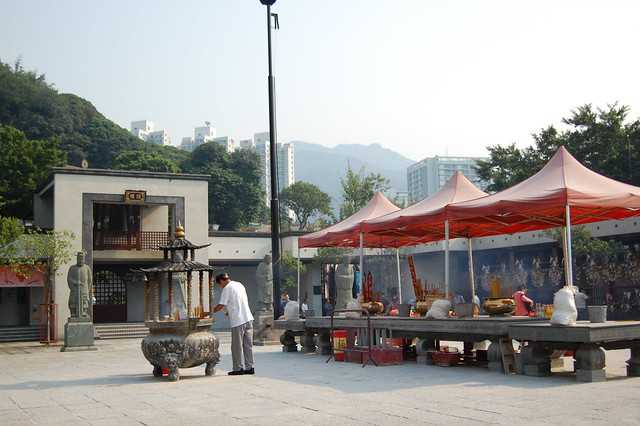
[2,0,639,161]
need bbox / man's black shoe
[242,368,255,375]
[228,370,243,376]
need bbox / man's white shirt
[219,281,254,328]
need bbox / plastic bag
[426,299,451,319]
[550,286,577,326]
[283,301,300,320]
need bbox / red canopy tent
[297,192,400,303]
[298,192,400,248]
[362,171,488,246]
[447,146,640,286]
[361,171,488,299]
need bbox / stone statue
[335,255,355,310]
[61,251,97,352]
[255,254,273,313]
[67,251,92,319]
[254,254,276,346]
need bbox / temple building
[30,167,210,339]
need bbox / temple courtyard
[0,337,639,425]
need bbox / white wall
[142,205,169,232]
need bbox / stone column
[575,343,606,382]
[198,271,204,315]
[520,342,551,376]
[318,330,332,355]
[187,271,192,318]
[167,273,173,319]
[301,330,317,353]
[487,339,503,372]
[153,278,160,321]
[208,272,214,317]
[416,338,437,365]
[627,342,640,377]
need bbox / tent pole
[467,238,476,303]
[359,232,364,300]
[565,205,574,287]
[396,248,402,304]
[444,220,450,299]
[297,246,301,316]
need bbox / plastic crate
[362,347,403,366]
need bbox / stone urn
[141,318,220,381]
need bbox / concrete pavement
[0,337,638,425]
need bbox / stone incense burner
[136,225,220,381]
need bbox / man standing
[213,273,255,376]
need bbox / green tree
[0,216,24,260]
[113,150,179,173]
[182,143,265,230]
[476,104,640,192]
[280,181,333,231]
[280,251,307,298]
[339,165,390,219]
[0,59,190,170]
[0,125,66,218]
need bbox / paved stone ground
[0,336,639,425]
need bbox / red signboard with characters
[0,266,45,287]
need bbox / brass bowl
[361,301,385,315]
[482,298,516,316]
[415,300,430,316]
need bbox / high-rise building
[212,136,237,153]
[147,130,171,146]
[179,137,195,152]
[277,142,295,192]
[253,132,295,205]
[407,156,488,203]
[178,123,217,152]
[254,132,272,204]
[239,138,255,150]
[130,120,170,146]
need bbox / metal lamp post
[259,0,282,319]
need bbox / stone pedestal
[575,343,606,382]
[280,330,298,352]
[627,343,640,377]
[61,319,96,352]
[487,340,503,372]
[253,312,277,346]
[301,330,317,353]
[521,342,551,377]
[416,338,437,365]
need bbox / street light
[259,0,282,319]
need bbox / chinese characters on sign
[124,190,146,203]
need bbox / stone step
[0,326,40,342]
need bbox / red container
[332,330,347,361]
[344,348,365,363]
[362,347,403,366]
[432,351,461,367]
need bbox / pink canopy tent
[447,146,640,286]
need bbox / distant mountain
[292,141,415,210]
